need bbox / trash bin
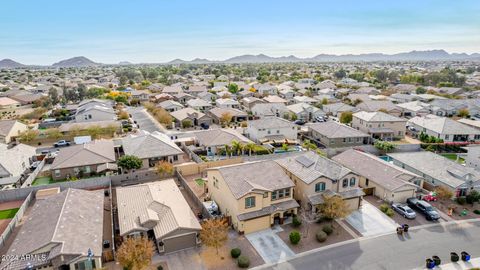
[451,252,459,262]
[461,251,470,262]
[402,224,409,232]
[426,258,435,269]
[432,255,441,266]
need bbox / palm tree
[244,143,256,156]
[224,144,232,157]
[302,139,317,151]
[231,140,242,156]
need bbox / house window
[74,259,96,270]
[342,179,348,188]
[84,166,91,173]
[245,196,256,208]
[445,135,449,140]
[263,192,268,198]
[271,188,290,200]
[349,177,356,187]
[54,170,60,178]
[315,182,326,192]
[173,155,178,161]
[475,135,480,140]
[267,130,271,134]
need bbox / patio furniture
[402,224,409,232]
[396,226,404,235]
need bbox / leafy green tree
[48,87,59,104]
[302,139,317,151]
[458,108,469,118]
[181,119,193,128]
[117,155,143,171]
[374,140,396,153]
[227,83,239,94]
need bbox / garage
[162,232,198,254]
[241,216,271,234]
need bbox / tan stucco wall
[207,169,296,234]
[352,117,406,139]
[176,158,244,176]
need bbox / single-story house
[0,120,28,143]
[0,189,104,270]
[388,151,480,197]
[207,107,248,124]
[407,114,480,142]
[170,107,212,128]
[116,180,202,254]
[307,121,370,148]
[121,130,184,168]
[50,139,116,180]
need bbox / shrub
[385,208,395,217]
[292,216,302,227]
[230,248,241,258]
[316,230,328,242]
[379,204,389,213]
[456,197,467,205]
[316,216,334,223]
[322,224,334,235]
[466,190,480,204]
[289,230,301,245]
[237,255,250,268]
[157,266,163,270]
[473,209,480,215]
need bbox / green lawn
[440,153,465,164]
[32,176,54,186]
[0,208,19,219]
[194,178,205,186]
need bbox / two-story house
[276,152,364,215]
[352,111,407,140]
[206,161,299,234]
[246,116,298,143]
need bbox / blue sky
[1,0,479,64]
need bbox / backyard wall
[175,158,244,176]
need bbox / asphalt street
[253,219,480,270]
[127,107,166,133]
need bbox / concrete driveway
[246,228,295,264]
[153,248,206,270]
[345,201,398,237]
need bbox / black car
[407,197,440,221]
[294,120,305,125]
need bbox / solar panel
[296,156,315,168]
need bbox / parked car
[294,120,306,125]
[200,123,209,129]
[391,203,416,219]
[30,161,41,171]
[407,197,440,221]
[53,140,71,147]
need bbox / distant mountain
[0,59,26,68]
[118,61,133,65]
[167,50,480,64]
[52,56,99,67]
